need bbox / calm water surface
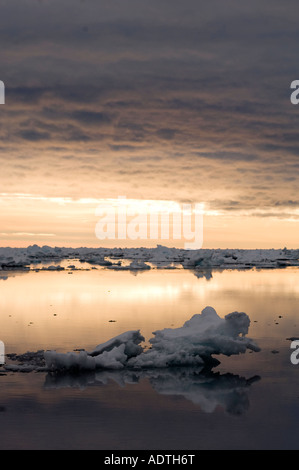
[0,266,299,449]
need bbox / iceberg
[129,306,260,369]
[44,330,145,371]
[5,306,260,373]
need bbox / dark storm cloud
[7,87,48,103]
[257,143,299,157]
[274,200,299,207]
[17,129,51,141]
[70,110,113,126]
[156,128,178,141]
[109,144,144,152]
[194,151,258,162]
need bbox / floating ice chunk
[45,350,97,371]
[129,306,260,368]
[42,265,64,271]
[88,330,145,358]
[6,307,260,373]
[106,260,151,271]
[4,364,37,373]
[44,330,145,372]
[128,260,151,270]
[44,345,129,371]
[4,350,47,372]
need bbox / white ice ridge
[43,306,260,372]
[0,244,298,272]
[44,330,145,372]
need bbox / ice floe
[0,244,298,273]
[3,306,260,373]
[129,306,260,369]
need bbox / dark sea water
[0,266,299,449]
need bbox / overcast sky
[1,0,299,248]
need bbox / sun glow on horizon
[0,192,298,250]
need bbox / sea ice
[44,330,145,371]
[41,306,260,372]
[129,306,260,368]
[0,244,298,272]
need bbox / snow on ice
[0,244,298,272]
[4,306,260,373]
[128,306,260,369]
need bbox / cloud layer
[0,0,299,246]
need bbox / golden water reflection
[0,266,299,356]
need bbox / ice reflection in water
[44,367,260,415]
[1,267,299,449]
